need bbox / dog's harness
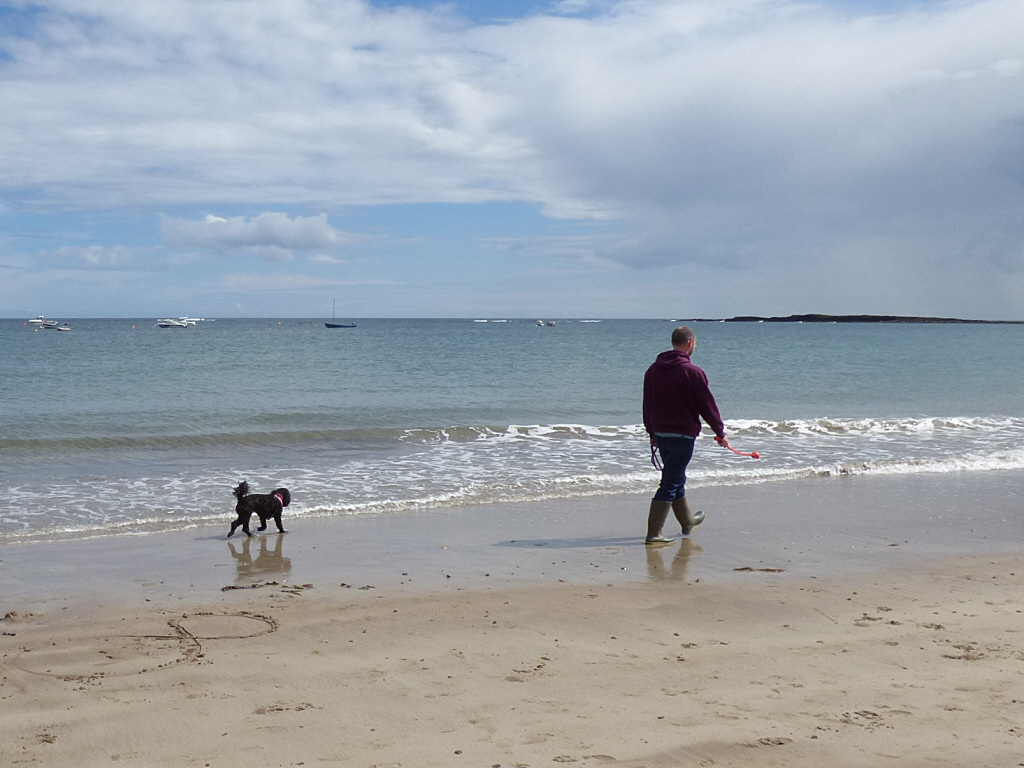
[273,493,284,507]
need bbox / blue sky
[1,0,1023,319]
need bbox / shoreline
[0,469,1020,612]
[3,470,1023,608]
[3,471,1024,766]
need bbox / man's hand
[715,435,730,448]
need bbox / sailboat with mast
[325,299,357,328]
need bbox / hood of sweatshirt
[651,350,691,370]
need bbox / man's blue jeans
[652,434,695,502]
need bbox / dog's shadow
[227,534,292,584]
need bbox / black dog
[228,480,291,537]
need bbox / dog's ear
[275,488,291,507]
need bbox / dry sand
[3,474,1023,767]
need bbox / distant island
[690,314,1023,325]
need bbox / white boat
[156,316,206,327]
[29,315,61,328]
[30,315,69,330]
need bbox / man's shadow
[227,533,292,584]
[646,538,703,581]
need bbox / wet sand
[2,471,1023,766]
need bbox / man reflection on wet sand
[228,533,292,583]
[646,538,702,581]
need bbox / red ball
[751,452,761,459]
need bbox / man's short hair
[671,326,695,347]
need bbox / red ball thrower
[721,442,760,459]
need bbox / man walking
[642,326,728,544]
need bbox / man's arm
[692,370,727,441]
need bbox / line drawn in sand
[7,612,277,682]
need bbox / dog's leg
[273,512,286,533]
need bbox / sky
[1,0,1022,320]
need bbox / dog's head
[233,480,250,500]
[272,488,291,507]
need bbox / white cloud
[223,272,392,291]
[160,212,353,259]
[3,2,1019,220]
[1,0,1023,316]
[481,233,621,268]
[35,245,146,268]
[481,0,1024,267]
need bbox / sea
[2,317,1023,545]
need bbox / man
[642,326,729,544]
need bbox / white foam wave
[724,416,1024,438]
[285,448,1024,520]
[401,423,647,444]
[401,417,1023,446]
[5,415,1024,544]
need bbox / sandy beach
[3,472,1024,767]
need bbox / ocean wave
[400,423,647,444]
[6,447,1024,545]
[805,451,1024,477]
[4,415,1024,545]
[0,423,646,454]
[248,448,1024,519]
[3,416,1019,455]
[403,416,1024,444]
[0,427,414,454]
[724,415,1024,437]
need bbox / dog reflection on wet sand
[646,538,703,581]
[228,534,292,584]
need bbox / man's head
[671,326,696,353]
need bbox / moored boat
[29,315,61,328]
[325,299,357,329]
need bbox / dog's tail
[233,480,250,501]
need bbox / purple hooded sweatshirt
[643,350,725,439]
